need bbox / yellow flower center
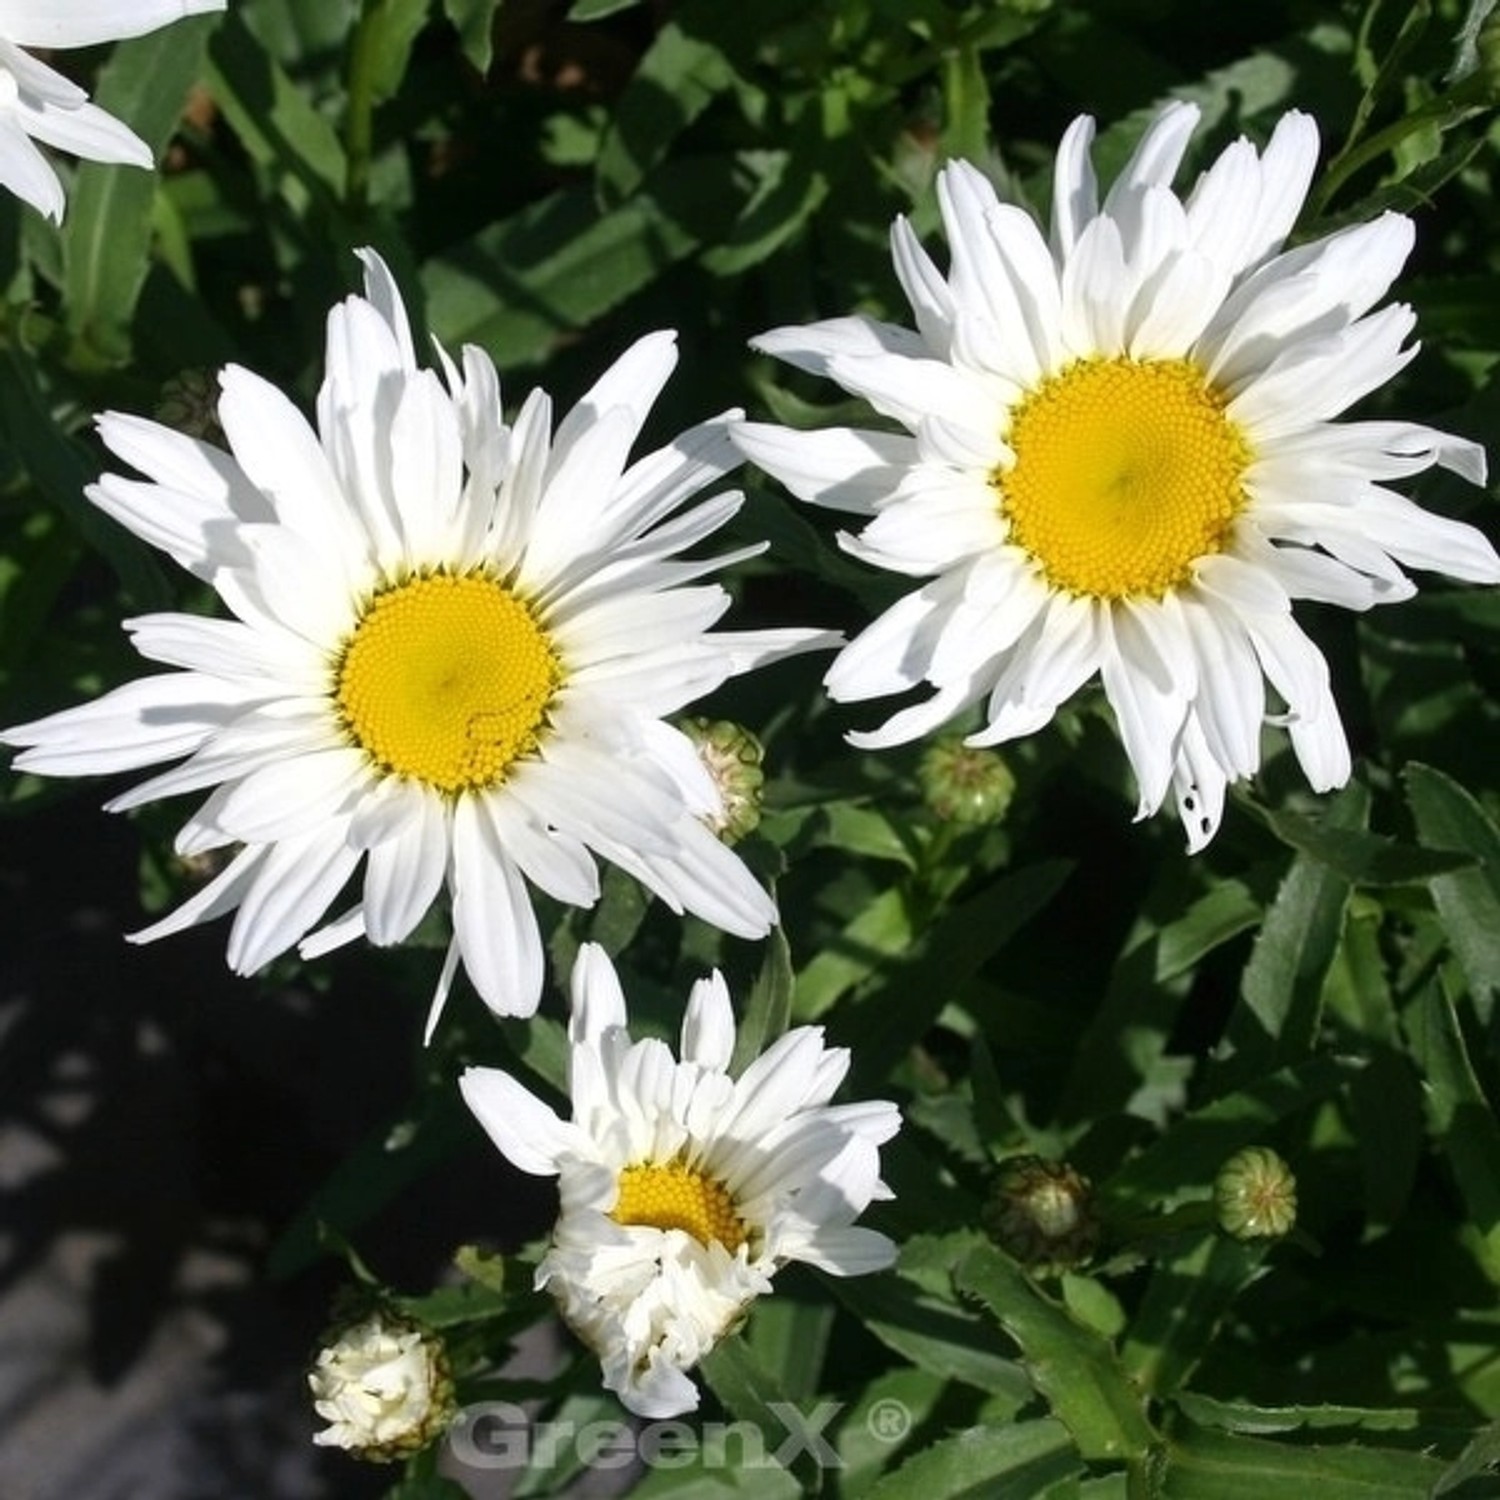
[335,572,560,793]
[997,356,1250,599]
[612,1160,747,1252]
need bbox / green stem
[1305,93,1484,220]
[344,0,382,218]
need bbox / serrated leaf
[1402,979,1500,1283]
[827,1264,1034,1400]
[1433,1415,1500,1495]
[1405,763,1500,1014]
[955,1243,1158,1462]
[864,1419,1080,1500]
[206,8,348,214]
[1120,1233,1267,1397]
[1176,1392,1432,1438]
[423,156,743,365]
[1232,785,1369,1058]
[1160,1420,1445,1499]
[1256,803,1475,886]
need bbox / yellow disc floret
[612,1159,748,1252]
[998,356,1251,599]
[335,571,560,793]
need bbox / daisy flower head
[0,0,225,222]
[735,102,1500,850]
[4,249,830,1027]
[460,943,900,1418]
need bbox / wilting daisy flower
[736,102,1500,849]
[308,1310,456,1462]
[460,943,900,1418]
[4,250,828,1025]
[0,0,225,222]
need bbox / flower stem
[344,0,383,218]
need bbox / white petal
[362,787,449,945]
[459,1067,572,1176]
[680,973,735,1072]
[4,673,252,775]
[569,942,628,1045]
[0,111,63,220]
[451,797,544,1018]
[731,422,913,515]
[0,0,224,47]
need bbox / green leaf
[569,0,648,19]
[363,0,433,104]
[423,156,743,365]
[206,8,348,215]
[741,1292,832,1404]
[1104,1055,1350,1208]
[955,1243,1158,1462]
[1432,1415,1500,1495]
[1060,878,1262,1122]
[793,886,912,1022]
[268,1087,471,1279]
[593,2,740,203]
[864,1420,1080,1500]
[1255,802,1475,887]
[730,925,793,1075]
[1175,1392,1438,1440]
[62,14,221,366]
[0,350,167,608]
[1232,785,1368,1058]
[443,0,501,72]
[1401,979,1500,1283]
[697,1336,829,1493]
[1405,763,1500,1014]
[700,151,830,278]
[836,861,1073,1082]
[1159,1420,1446,1499]
[1119,1233,1268,1397]
[828,1258,1034,1400]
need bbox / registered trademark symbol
[866,1399,911,1444]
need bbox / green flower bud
[917,736,1016,825]
[154,368,224,445]
[308,1310,457,1463]
[681,718,766,843]
[1214,1146,1297,1241]
[982,1154,1099,1272]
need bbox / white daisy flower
[460,942,900,1418]
[0,0,225,223]
[735,102,1500,850]
[4,250,830,1025]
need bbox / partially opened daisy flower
[4,250,828,1025]
[460,943,900,1418]
[0,0,225,222]
[736,102,1500,849]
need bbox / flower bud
[681,718,766,843]
[307,1310,456,1462]
[982,1154,1099,1272]
[917,736,1015,825]
[1214,1146,1297,1241]
[154,368,224,445]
